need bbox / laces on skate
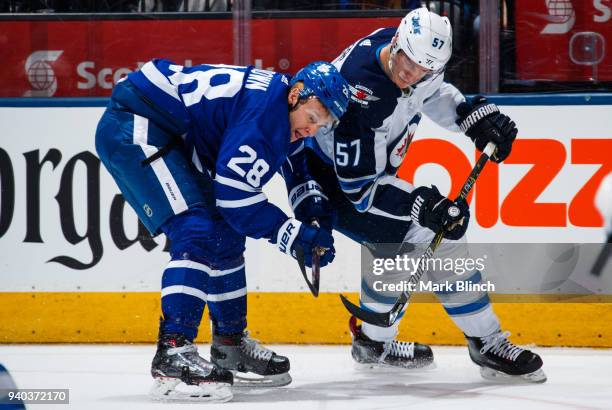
[241,331,274,362]
[479,331,524,361]
[466,330,547,383]
[385,340,415,360]
[211,330,292,388]
[350,316,434,370]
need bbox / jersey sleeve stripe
[342,181,374,205]
[216,193,267,208]
[352,189,376,212]
[338,175,378,191]
[368,206,412,221]
[140,61,181,101]
[341,186,368,194]
[377,174,414,191]
[215,174,261,193]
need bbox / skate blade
[353,360,436,372]
[479,367,547,384]
[150,377,233,402]
[231,371,292,388]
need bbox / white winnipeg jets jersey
[309,28,465,220]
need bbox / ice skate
[211,331,291,388]
[349,316,434,370]
[150,333,234,402]
[466,330,547,383]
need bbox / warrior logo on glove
[456,95,518,163]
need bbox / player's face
[289,97,335,142]
[390,50,432,89]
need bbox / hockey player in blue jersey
[283,7,545,382]
[95,60,350,401]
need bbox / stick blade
[296,246,319,297]
[338,294,394,327]
[311,251,320,297]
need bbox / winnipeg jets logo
[390,131,414,168]
[395,134,411,157]
[412,15,422,34]
[389,114,421,168]
[349,84,380,107]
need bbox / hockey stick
[295,220,323,297]
[340,142,497,327]
[296,246,320,297]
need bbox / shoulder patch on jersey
[349,84,380,107]
[281,75,289,85]
[358,39,372,47]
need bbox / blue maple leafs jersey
[287,28,466,222]
[127,59,291,239]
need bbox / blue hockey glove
[456,95,518,163]
[294,195,336,230]
[290,180,335,230]
[410,186,470,240]
[272,218,335,267]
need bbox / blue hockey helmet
[289,61,350,125]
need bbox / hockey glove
[456,95,518,163]
[410,186,470,240]
[294,195,336,230]
[272,218,335,268]
[290,180,335,230]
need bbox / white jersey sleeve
[421,80,466,132]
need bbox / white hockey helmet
[392,7,453,72]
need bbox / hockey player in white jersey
[95,60,350,401]
[283,7,545,382]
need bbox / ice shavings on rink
[1,344,611,410]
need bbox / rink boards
[0,95,611,346]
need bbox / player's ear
[288,82,303,106]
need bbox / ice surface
[1,344,611,409]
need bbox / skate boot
[211,331,291,387]
[349,316,434,369]
[150,333,234,402]
[466,330,547,383]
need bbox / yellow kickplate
[0,292,610,347]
